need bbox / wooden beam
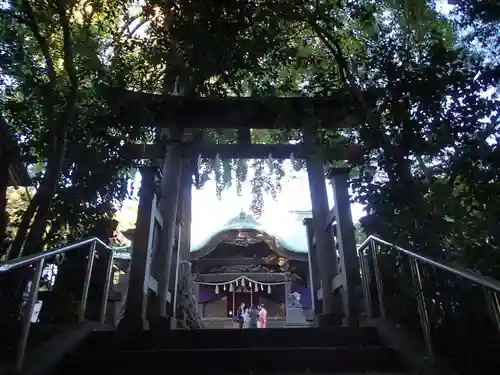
[104,87,375,129]
[193,257,279,267]
[196,272,287,283]
[326,209,336,230]
[122,142,351,160]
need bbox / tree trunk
[1,116,13,254]
[0,150,9,252]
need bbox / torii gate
[110,88,370,330]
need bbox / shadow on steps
[52,327,409,375]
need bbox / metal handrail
[357,234,500,366]
[358,235,500,293]
[0,237,119,371]
[0,237,114,272]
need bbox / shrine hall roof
[190,212,310,253]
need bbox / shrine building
[191,212,313,328]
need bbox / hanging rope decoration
[232,289,235,316]
[198,276,287,295]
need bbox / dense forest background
[1,0,499,278]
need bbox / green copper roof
[190,212,309,253]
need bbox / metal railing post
[484,289,500,333]
[370,239,386,318]
[358,246,373,320]
[100,250,114,324]
[16,258,45,371]
[79,240,96,322]
[409,257,434,364]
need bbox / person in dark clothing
[235,302,245,329]
[248,305,258,328]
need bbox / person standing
[249,305,258,329]
[242,308,250,328]
[258,304,268,329]
[234,302,245,329]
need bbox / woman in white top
[242,308,250,328]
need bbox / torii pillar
[168,157,193,329]
[152,127,183,329]
[303,125,341,326]
[303,218,322,317]
[121,167,158,330]
[327,167,361,327]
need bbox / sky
[117,161,366,248]
[190,163,365,249]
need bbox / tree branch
[55,0,78,104]
[19,0,79,258]
[20,0,57,125]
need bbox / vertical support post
[327,167,361,327]
[180,167,193,310]
[169,156,193,328]
[303,218,320,316]
[121,167,157,330]
[100,250,114,324]
[485,289,500,333]
[371,239,386,318]
[194,282,200,313]
[179,159,192,268]
[79,241,96,322]
[359,245,373,320]
[303,125,339,325]
[167,219,180,316]
[170,221,183,329]
[156,127,183,322]
[409,257,435,364]
[16,258,45,371]
[284,281,292,317]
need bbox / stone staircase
[51,327,410,374]
[203,317,287,329]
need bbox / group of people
[234,302,267,329]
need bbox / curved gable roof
[190,212,308,253]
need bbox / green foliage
[0,0,499,281]
[354,222,367,245]
[2,2,500,372]
[3,187,30,243]
[1,0,141,255]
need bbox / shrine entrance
[234,291,252,311]
[114,89,365,330]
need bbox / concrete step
[59,346,407,374]
[202,318,286,329]
[85,326,383,350]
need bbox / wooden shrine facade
[189,219,312,325]
[117,87,364,329]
